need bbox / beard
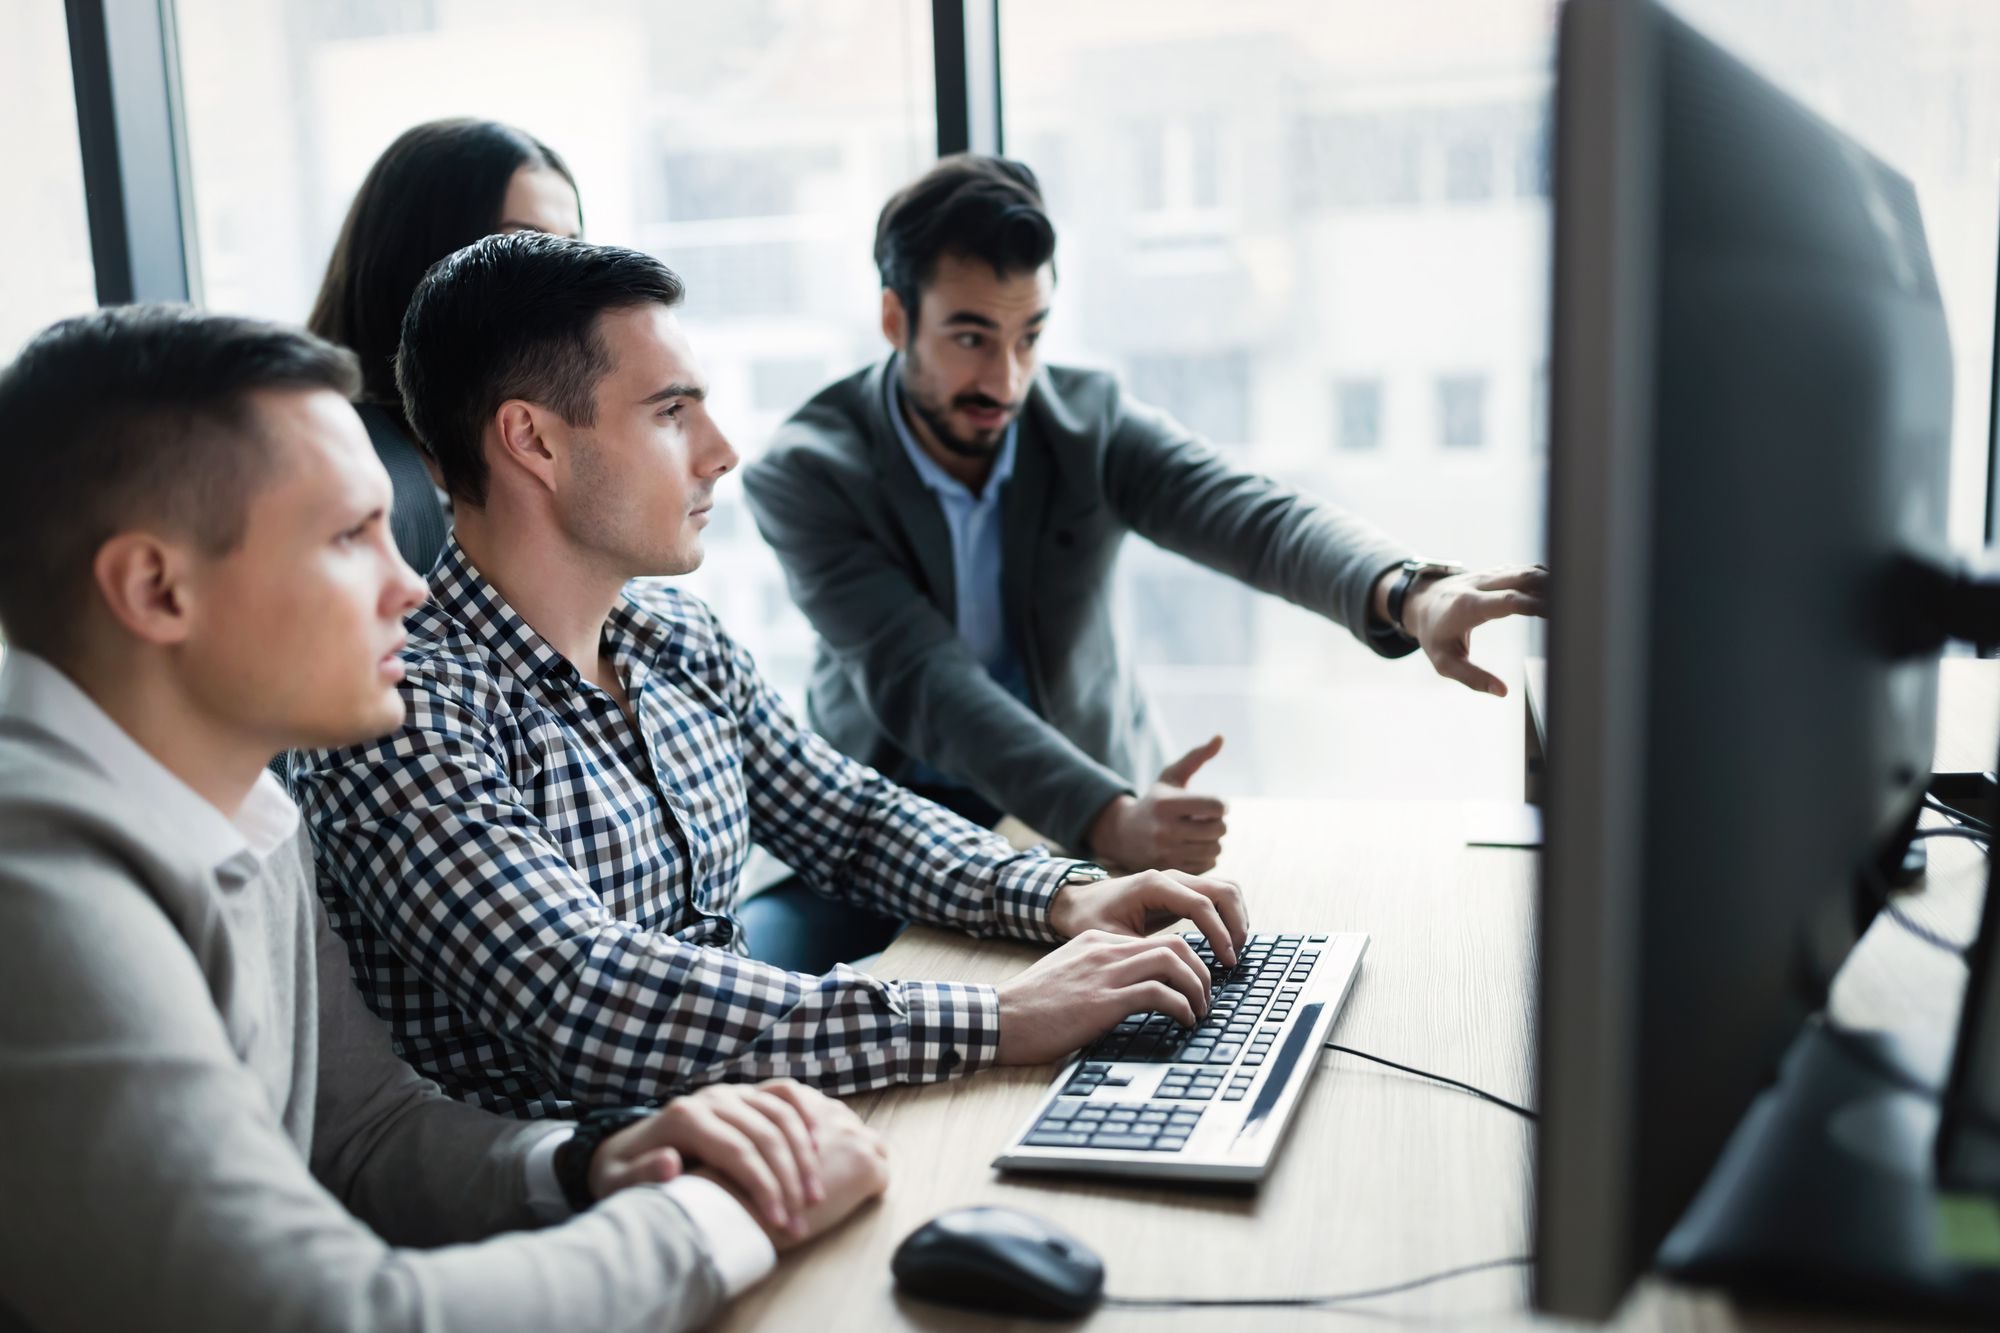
[899,352,1016,459]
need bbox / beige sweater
[0,715,729,1333]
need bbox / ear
[488,399,563,496]
[92,532,197,647]
[880,287,908,348]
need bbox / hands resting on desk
[996,869,1250,1066]
[593,1079,890,1247]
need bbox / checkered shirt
[292,538,1078,1118]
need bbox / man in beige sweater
[0,305,888,1332]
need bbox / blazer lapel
[865,357,958,623]
[1001,408,1051,666]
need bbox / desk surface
[719,663,1997,1332]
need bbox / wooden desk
[719,665,1997,1332]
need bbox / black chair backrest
[356,402,451,578]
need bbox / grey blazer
[743,357,1415,850]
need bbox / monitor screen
[1535,0,1952,1317]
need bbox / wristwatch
[1060,863,1110,889]
[553,1106,656,1213]
[1386,559,1465,641]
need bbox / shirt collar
[0,651,298,872]
[887,362,1019,503]
[429,536,580,686]
[428,535,675,694]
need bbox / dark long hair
[307,118,581,425]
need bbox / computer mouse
[891,1205,1106,1319]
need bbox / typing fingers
[1107,934,1211,1018]
[1145,879,1240,969]
[1167,871,1250,952]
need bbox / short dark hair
[874,154,1056,328]
[0,305,361,658]
[395,233,685,506]
[308,118,580,430]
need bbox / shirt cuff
[897,978,1002,1079]
[664,1175,779,1298]
[991,854,1082,945]
[522,1125,577,1223]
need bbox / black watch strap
[1386,559,1464,640]
[553,1106,655,1213]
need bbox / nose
[701,417,740,478]
[998,344,1033,406]
[384,546,428,616]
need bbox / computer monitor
[1536,0,1985,1319]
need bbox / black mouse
[891,1205,1106,1319]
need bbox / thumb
[1158,734,1223,788]
[604,1146,684,1197]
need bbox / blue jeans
[736,879,906,975]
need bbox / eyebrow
[641,382,707,405]
[941,308,1051,330]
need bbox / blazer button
[1055,530,1075,549]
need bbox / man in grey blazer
[745,155,1546,874]
[0,306,887,1333]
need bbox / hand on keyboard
[993,930,1213,1066]
[1047,868,1249,967]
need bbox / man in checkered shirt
[294,233,1250,1119]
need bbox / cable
[1925,794,1993,835]
[1104,1254,1534,1311]
[1880,899,1972,959]
[1912,825,1991,853]
[1858,826,1989,958]
[1323,1041,1538,1121]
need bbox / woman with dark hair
[309,118,582,571]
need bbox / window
[1333,379,1385,452]
[1662,0,2000,549]
[1437,375,1487,449]
[1,7,96,358]
[172,0,936,710]
[1441,122,1497,204]
[751,357,829,415]
[1127,351,1251,445]
[1004,0,1559,799]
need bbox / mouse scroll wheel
[1043,1239,1071,1256]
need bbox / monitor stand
[1655,1021,2000,1323]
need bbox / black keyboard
[1074,932,1328,1066]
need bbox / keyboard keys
[1022,1100,1207,1153]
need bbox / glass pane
[1001,0,1559,798]
[0,7,96,358]
[173,0,935,708]
[1664,0,2000,553]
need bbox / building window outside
[1334,379,1385,451]
[1127,351,1252,445]
[1437,375,1487,449]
